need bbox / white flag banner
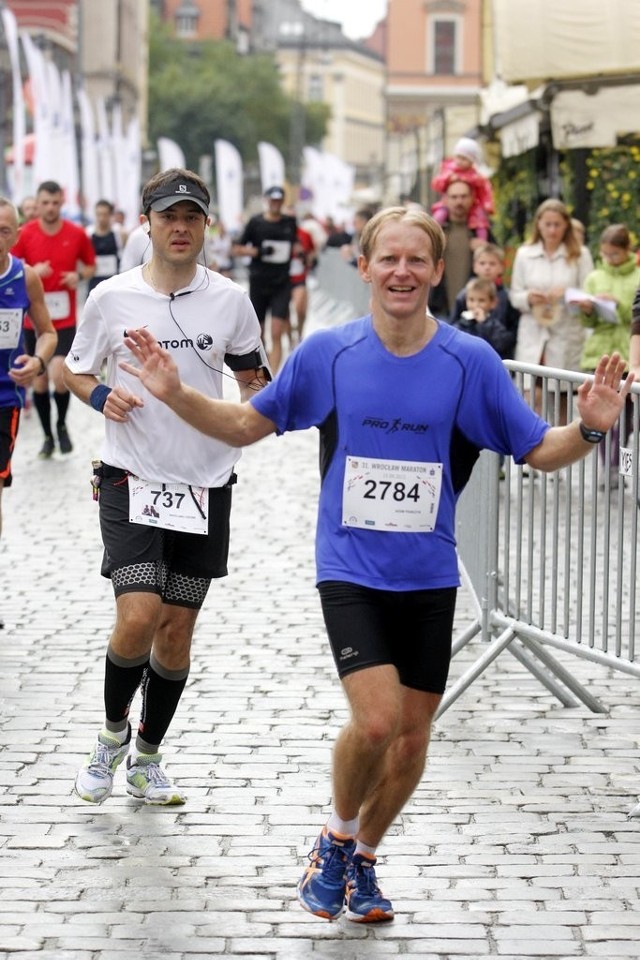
[61,70,80,217]
[302,146,328,220]
[21,32,50,188]
[258,141,285,193]
[2,8,26,201]
[157,137,186,172]
[46,60,64,185]
[77,88,100,215]
[96,97,116,204]
[214,139,243,233]
[324,152,356,223]
[122,115,142,230]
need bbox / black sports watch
[579,421,606,444]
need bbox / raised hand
[576,352,635,433]
[120,328,182,403]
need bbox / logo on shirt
[196,333,213,350]
[362,416,430,435]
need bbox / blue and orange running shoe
[297,827,356,919]
[345,852,394,923]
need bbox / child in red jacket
[431,137,494,240]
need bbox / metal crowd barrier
[440,361,640,717]
[313,248,371,323]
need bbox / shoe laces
[88,741,119,774]
[310,836,350,884]
[136,758,170,787]
[351,858,381,897]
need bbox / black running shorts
[318,580,457,693]
[98,464,233,608]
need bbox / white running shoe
[125,753,186,805]
[75,730,130,803]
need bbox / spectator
[571,224,640,486]
[431,137,494,241]
[509,198,593,421]
[428,180,489,320]
[452,276,516,359]
[449,241,520,358]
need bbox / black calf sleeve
[104,647,149,726]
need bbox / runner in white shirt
[64,168,269,806]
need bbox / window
[432,18,457,75]
[308,74,324,102]
[175,1,200,39]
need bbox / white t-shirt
[66,265,262,486]
[119,225,152,272]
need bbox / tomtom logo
[196,333,213,350]
[158,338,194,350]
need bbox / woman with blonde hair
[510,198,593,420]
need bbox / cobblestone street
[1,307,640,958]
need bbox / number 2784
[363,480,420,502]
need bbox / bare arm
[121,327,276,446]
[525,353,634,472]
[234,366,270,403]
[9,267,57,387]
[630,333,640,378]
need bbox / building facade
[385,0,484,205]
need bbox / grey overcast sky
[299,0,387,40]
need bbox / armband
[34,355,46,375]
[579,421,606,444]
[224,343,272,382]
[90,384,112,413]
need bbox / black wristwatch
[34,355,46,375]
[579,421,606,444]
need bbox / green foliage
[491,152,539,251]
[566,147,640,257]
[147,15,329,174]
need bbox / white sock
[355,840,377,859]
[327,811,359,838]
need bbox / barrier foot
[435,627,517,718]
[506,639,581,708]
[516,635,607,713]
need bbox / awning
[493,0,640,86]
[550,84,640,148]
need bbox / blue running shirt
[251,317,548,590]
[0,256,30,408]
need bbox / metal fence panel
[445,361,640,715]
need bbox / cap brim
[150,195,209,216]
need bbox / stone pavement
[1,300,640,959]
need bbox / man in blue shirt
[0,197,56,629]
[120,206,632,923]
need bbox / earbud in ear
[143,222,150,235]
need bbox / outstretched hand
[576,353,635,432]
[120,328,182,403]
